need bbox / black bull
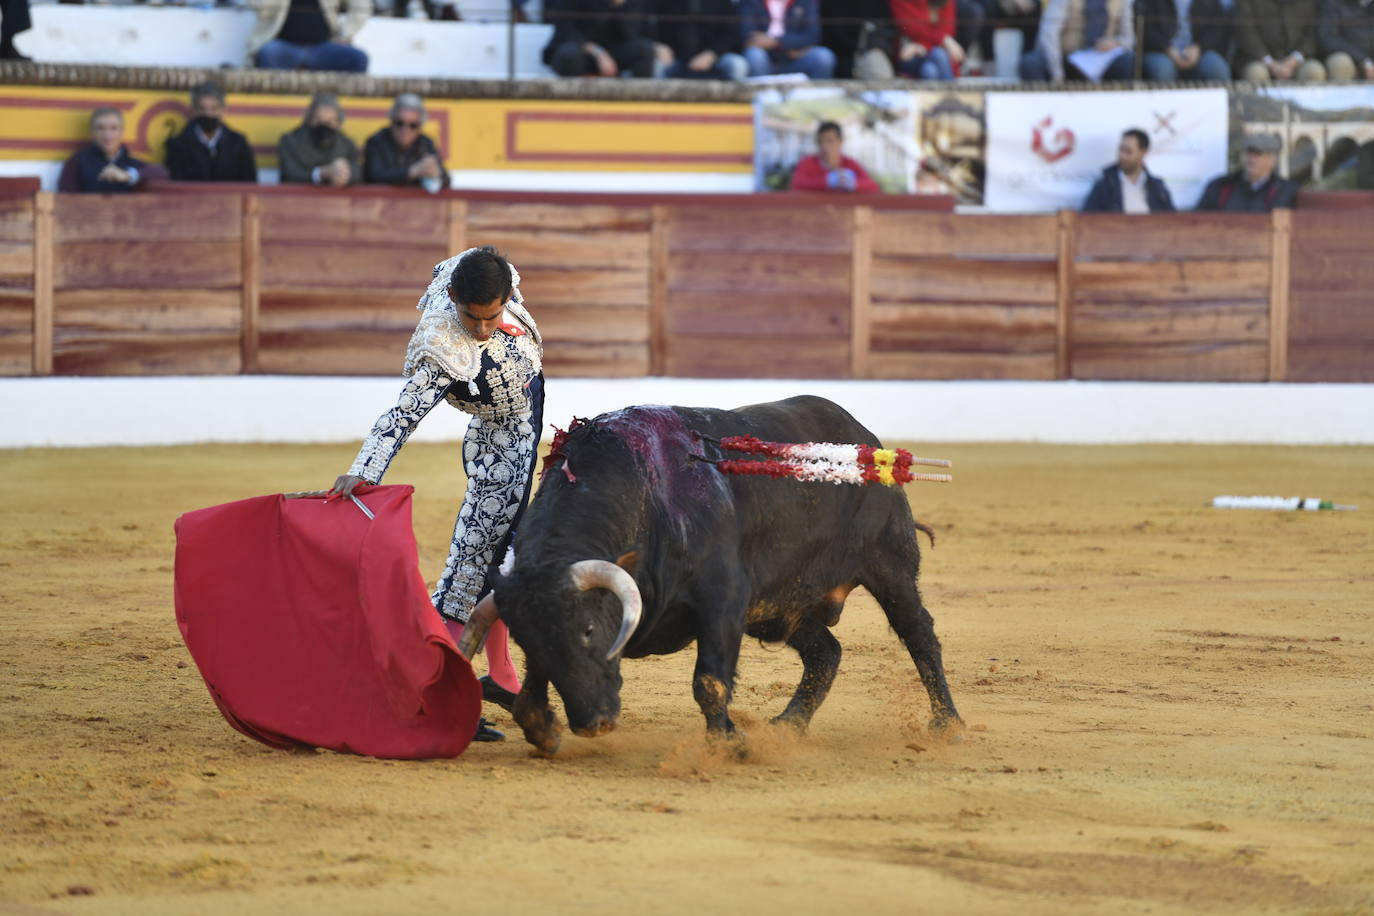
[461,395,961,755]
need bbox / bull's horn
[457,592,500,660]
[569,560,642,661]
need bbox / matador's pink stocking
[443,617,521,694]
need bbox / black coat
[1082,164,1176,213]
[165,123,258,183]
[543,0,650,63]
[1196,171,1299,211]
[1139,0,1231,54]
[1235,0,1320,60]
[1318,0,1374,62]
[654,0,741,58]
[57,144,148,193]
[362,128,449,186]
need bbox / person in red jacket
[789,121,881,193]
[889,0,962,79]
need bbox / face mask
[194,115,221,134]
[309,124,337,145]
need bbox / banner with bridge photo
[1233,86,1374,191]
[983,89,1229,213]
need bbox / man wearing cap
[1196,134,1299,211]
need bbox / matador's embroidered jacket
[347,253,544,622]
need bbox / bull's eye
[581,623,594,646]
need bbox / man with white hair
[363,93,449,191]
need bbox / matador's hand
[329,474,367,499]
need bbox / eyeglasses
[392,119,421,129]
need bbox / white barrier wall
[2,378,1372,447]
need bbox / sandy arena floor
[1,439,1372,915]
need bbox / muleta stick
[713,435,952,487]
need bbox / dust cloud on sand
[2,442,1372,915]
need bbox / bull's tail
[914,520,936,549]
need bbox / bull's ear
[615,549,639,577]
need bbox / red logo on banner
[1031,116,1075,163]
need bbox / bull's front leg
[511,667,562,757]
[691,600,747,741]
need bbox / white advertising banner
[984,89,1229,213]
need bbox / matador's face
[454,293,505,342]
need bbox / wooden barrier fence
[0,187,1370,383]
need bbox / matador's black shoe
[479,675,517,713]
[473,717,505,742]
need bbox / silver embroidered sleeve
[346,361,453,483]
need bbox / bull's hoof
[769,712,809,735]
[527,734,562,758]
[930,715,966,743]
[707,727,749,761]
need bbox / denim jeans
[1020,46,1135,81]
[898,45,955,80]
[1143,49,1231,82]
[744,44,837,79]
[255,39,369,73]
[664,52,749,81]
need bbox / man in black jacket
[1139,0,1232,82]
[363,93,449,190]
[165,83,258,184]
[543,0,661,77]
[1196,134,1299,211]
[1235,0,1327,81]
[1082,128,1176,213]
[656,0,748,80]
[1318,0,1374,81]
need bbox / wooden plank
[1288,255,1374,294]
[259,289,425,332]
[256,330,413,375]
[663,335,849,378]
[0,290,33,376]
[1076,212,1271,261]
[532,304,650,344]
[55,241,241,290]
[0,241,33,277]
[1287,293,1374,340]
[476,230,651,270]
[850,206,870,380]
[1290,210,1374,254]
[259,242,444,290]
[1268,209,1291,382]
[0,196,34,241]
[665,205,851,254]
[257,194,445,245]
[53,193,241,243]
[870,302,1058,353]
[1072,300,1269,345]
[242,195,261,374]
[869,350,1057,380]
[1073,259,1269,303]
[664,291,848,338]
[871,212,1058,259]
[1071,340,1267,382]
[666,251,851,297]
[467,203,652,232]
[52,332,241,375]
[54,289,241,332]
[518,270,650,309]
[1286,344,1374,383]
[543,342,650,378]
[447,198,467,261]
[1056,209,1074,380]
[33,191,53,376]
[871,256,1057,304]
[649,204,668,376]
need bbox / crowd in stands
[4,0,1374,84]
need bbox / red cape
[173,485,482,759]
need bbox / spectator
[790,121,880,192]
[542,0,661,77]
[278,93,359,188]
[164,83,258,183]
[823,0,891,78]
[57,108,154,193]
[1,0,32,61]
[965,0,1041,70]
[894,0,964,78]
[1020,0,1136,82]
[363,93,449,191]
[1318,0,1374,82]
[1196,134,1298,211]
[1082,128,1176,212]
[250,0,370,73]
[739,0,837,78]
[656,0,749,81]
[1234,0,1325,81]
[1139,0,1232,81]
